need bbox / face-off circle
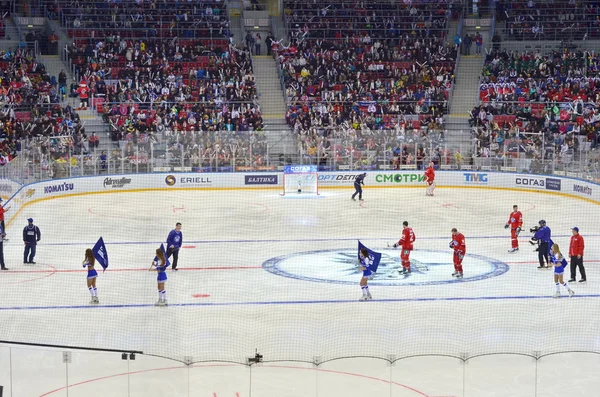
[262,249,508,286]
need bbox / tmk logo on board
[573,184,592,196]
[464,173,488,183]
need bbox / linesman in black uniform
[352,173,367,201]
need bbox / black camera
[248,350,263,364]
[530,226,540,233]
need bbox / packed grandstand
[0,0,598,177]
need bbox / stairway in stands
[252,56,296,161]
[37,54,114,152]
[446,28,489,158]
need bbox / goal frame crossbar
[280,172,320,196]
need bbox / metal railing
[3,130,598,185]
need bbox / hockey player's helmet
[539,220,546,226]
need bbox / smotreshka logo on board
[262,249,508,286]
[165,175,176,186]
[375,174,425,183]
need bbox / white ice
[0,187,599,396]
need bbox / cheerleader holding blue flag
[150,243,170,306]
[83,237,108,304]
[357,241,381,301]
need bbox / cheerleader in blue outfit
[550,244,574,298]
[358,248,373,301]
[83,248,99,304]
[150,248,168,306]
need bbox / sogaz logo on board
[262,249,508,286]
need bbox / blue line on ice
[1,294,598,311]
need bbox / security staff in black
[351,173,367,201]
[23,218,41,264]
[0,224,8,270]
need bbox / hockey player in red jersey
[450,228,466,278]
[504,204,523,252]
[391,221,415,275]
[424,162,435,196]
[77,80,89,110]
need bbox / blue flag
[154,243,171,268]
[358,241,381,273]
[92,237,109,271]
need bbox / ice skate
[90,298,96,304]
[93,297,99,304]
[359,199,364,201]
[351,198,356,201]
[163,300,168,306]
[456,273,463,278]
[568,290,575,297]
[359,295,368,301]
[579,279,587,283]
[508,248,518,252]
[155,300,163,306]
[367,293,372,300]
[553,292,560,298]
[452,271,458,277]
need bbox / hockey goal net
[281,165,319,196]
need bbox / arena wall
[2,171,599,227]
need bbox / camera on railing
[247,349,263,364]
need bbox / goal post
[281,165,320,196]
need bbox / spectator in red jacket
[568,227,586,283]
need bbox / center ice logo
[262,249,508,286]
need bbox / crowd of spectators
[277,32,456,163]
[284,0,462,40]
[62,27,269,170]
[470,48,600,164]
[275,0,459,169]
[498,0,600,41]
[1,103,86,173]
[0,48,62,109]
[54,0,230,42]
[292,115,446,169]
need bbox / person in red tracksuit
[450,228,466,278]
[77,80,89,110]
[392,221,415,275]
[424,162,435,196]
[505,204,523,252]
[568,227,586,283]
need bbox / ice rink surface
[0,186,599,396]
